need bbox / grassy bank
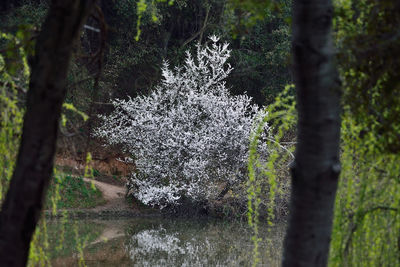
[46,175,106,210]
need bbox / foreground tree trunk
[282,1,341,266]
[0,1,94,266]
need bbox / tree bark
[0,1,94,266]
[282,1,341,266]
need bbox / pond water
[47,217,285,266]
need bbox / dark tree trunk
[0,1,94,266]
[282,1,341,266]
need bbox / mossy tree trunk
[282,0,341,266]
[0,1,94,266]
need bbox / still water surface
[48,217,284,266]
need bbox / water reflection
[49,217,284,266]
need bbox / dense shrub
[95,36,270,208]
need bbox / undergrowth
[46,175,105,210]
[247,84,296,266]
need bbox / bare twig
[181,5,210,48]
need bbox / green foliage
[329,110,400,267]
[328,2,400,265]
[0,27,34,79]
[46,175,105,210]
[226,0,291,36]
[29,216,104,265]
[0,78,22,199]
[0,7,45,203]
[135,0,175,41]
[0,28,30,200]
[61,58,94,140]
[0,2,47,30]
[28,217,51,266]
[102,0,187,99]
[334,0,400,153]
[0,26,52,266]
[228,10,291,105]
[62,103,89,125]
[100,0,292,106]
[248,83,400,267]
[0,22,98,266]
[247,84,296,265]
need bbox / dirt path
[83,178,133,212]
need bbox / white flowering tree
[95,36,270,208]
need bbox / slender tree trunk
[0,1,94,266]
[282,1,341,266]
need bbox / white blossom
[94,36,270,207]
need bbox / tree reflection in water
[48,218,284,266]
[125,219,284,266]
